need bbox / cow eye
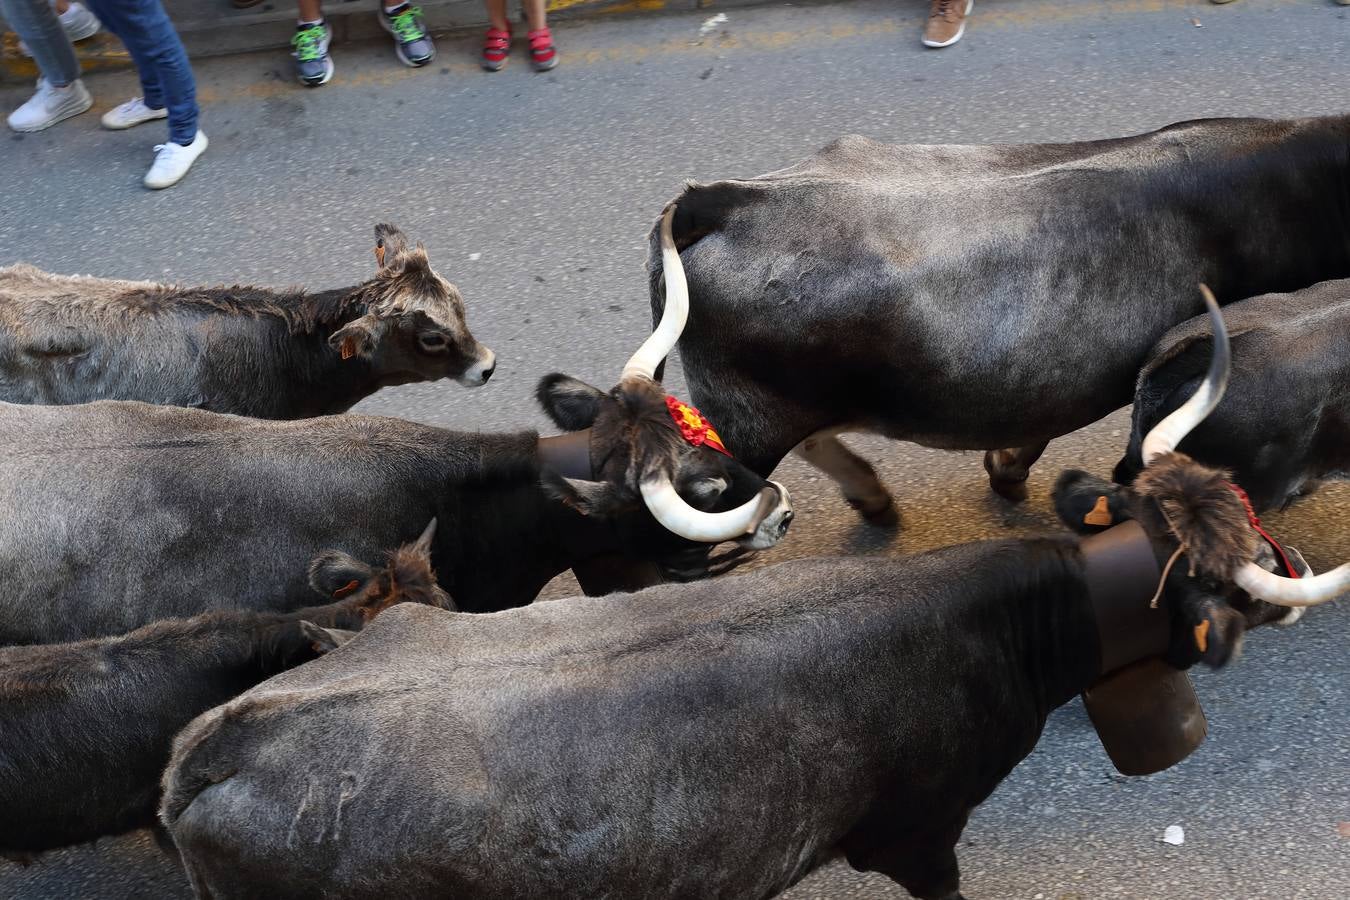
[418,333,448,351]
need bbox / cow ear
[299,620,356,654]
[537,374,605,431]
[540,470,630,518]
[308,550,375,598]
[1052,470,1132,534]
[1167,590,1246,669]
[374,223,410,271]
[329,314,382,360]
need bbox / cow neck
[1079,520,1170,677]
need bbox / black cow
[0,525,448,856]
[0,209,792,646]
[1111,277,1350,512]
[159,298,1348,900]
[0,224,495,419]
[648,114,1350,522]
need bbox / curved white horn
[1141,284,1231,465]
[640,474,771,543]
[622,205,688,381]
[1234,561,1350,608]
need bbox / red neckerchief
[665,396,732,457]
[1225,482,1301,579]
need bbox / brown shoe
[923,0,973,48]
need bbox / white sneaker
[59,2,102,40]
[18,1,100,55]
[7,78,93,133]
[143,130,208,189]
[101,97,169,130]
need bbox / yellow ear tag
[1193,619,1211,654]
[1084,495,1114,527]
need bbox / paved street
[2,0,1348,897]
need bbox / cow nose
[480,362,495,383]
[778,510,793,534]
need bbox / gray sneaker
[380,4,435,67]
[292,22,334,86]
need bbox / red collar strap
[1225,482,1301,579]
[665,396,732,457]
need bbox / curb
[1,0,766,84]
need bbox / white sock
[297,17,324,27]
[383,2,406,12]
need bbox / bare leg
[296,0,322,20]
[794,432,898,526]
[54,0,71,15]
[983,441,1049,502]
[522,0,546,30]
[484,0,509,31]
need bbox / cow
[0,208,792,647]
[0,523,449,856]
[0,223,496,419]
[160,298,1349,900]
[1110,278,1350,512]
[646,114,1350,524]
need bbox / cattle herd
[1,113,1347,899]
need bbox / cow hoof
[990,477,1029,503]
[848,494,901,527]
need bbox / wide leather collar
[1079,520,1170,676]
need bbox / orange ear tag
[340,339,355,361]
[1084,495,1114,527]
[1193,619,1211,654]
[374,244,386,268]
[332,579,360,599]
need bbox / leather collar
[537,429,594,479]
[1079,520,1171,676]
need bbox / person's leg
[522,0,556,71]
[481,0,511,71]
[2,0,81,86]
[292,0,334,86]
[86,0,198,144]
[485,0,508,30]
[380,0,434,67]
[1,0,91,131]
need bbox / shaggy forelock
[1131,452,1258,581]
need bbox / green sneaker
[380,4,435,67]
[292,22,334,87]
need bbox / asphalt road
[2,1,1348,897]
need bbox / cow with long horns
[1109,277,1350,513]
[161,293,1345,900]
[0,209,791,647]
[648,115,1350,524]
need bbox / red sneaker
[528,27,558,72]
[481,26,510,71]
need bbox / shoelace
[292,27,326,61]
[932,0,960,18]
[388,7,425,43]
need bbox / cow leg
[865,822,968,900]
[793,432,899,526]
[983,441,1050,502]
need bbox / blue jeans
[84,0,198,144]
[0,0,81,87]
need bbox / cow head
[1055,287,1349,667]
[307,519,455,620]
[330,224,496,387]
[536,205,794,551]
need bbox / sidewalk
[0,0,755,83]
